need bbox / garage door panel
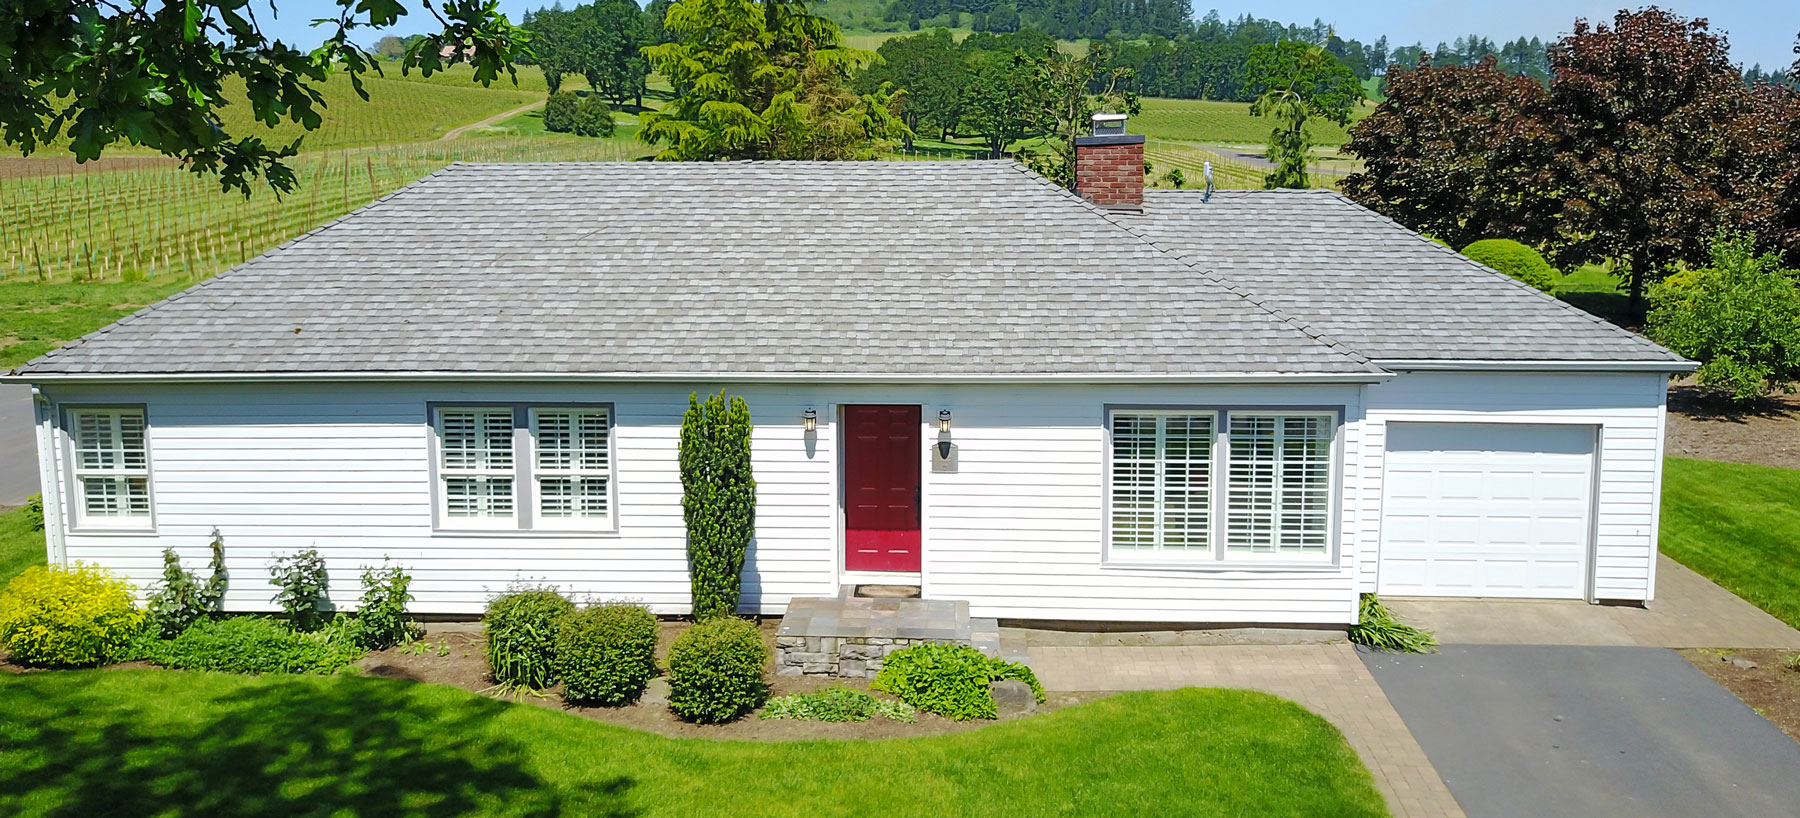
[1379,423,1596,599]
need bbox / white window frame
[528,407,616,530]
[1107,409,1217,561]
[430,403,617,534]
[1104,406,1339,567]
[64,406,154,531]
[1222,411,1336,562]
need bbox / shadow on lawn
[0,674,637,818]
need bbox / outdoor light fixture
[938,410,952,433]
[802,408,817,432]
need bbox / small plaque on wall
[931,442,958,473]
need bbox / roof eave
[1372,358,1699,374]
[1,369,1396,386]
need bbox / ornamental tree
[2,0,529,195]
[679,390,756,621]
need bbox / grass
[0,670,1390,817]
[0,504,45,587]
[1133,97,1369,147]
[0,281,193,368]
[1660,457,1800,630]
[1553,262,1628,325]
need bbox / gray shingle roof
[1122,189,1683,364]
[15,162,1382,378]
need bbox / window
[532,408,612,526]
[438,408,516,524]
[1110,412,1213,554]
[433,404,614,531]
[69,408,151,526]
[1107,408,1335,563]
[1226,414,1332,557]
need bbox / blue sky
[259,1,1797,72]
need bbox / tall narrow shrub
[146,528,229,637]
[680,390,756,621]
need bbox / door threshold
[839,569,921,586]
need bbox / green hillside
[1133,97,1370,146]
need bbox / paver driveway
[1362,645,1800,818]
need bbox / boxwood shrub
[555,603,659,706]
[666,616,767,723]
[484,588,576,689]
[1460,238,1560,292]
[873,643,1047,721]
[0,564,145,667]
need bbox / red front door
[844,405,922,572]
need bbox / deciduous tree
[1021,43,1139,189]
[1244,38,1359,189]
[2,0,528,194]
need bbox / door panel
[844,405,922,572]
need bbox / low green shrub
[571,94,615,137]
[544,91,578,133]
[1460,238,1559,292]
[268,548,329,632]
[23,494,43,532]
[1648,232,1800,402]
[147,616,363,674]
[1348,594,1437,653]
[146,530,229,638]
[666,616,767,724]
[873,643,1047,721]
[352,560,418,650]
[555,603,659,706]
[760,685,916,723]
[0,563,145,667]
[484,588,576,689]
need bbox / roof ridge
[1000,163,1379,369]
[9,164,465,376]
[1076,187,1380,371]
[1315,189,1680,359]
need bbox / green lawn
[0,281,194,369]
[0,671,1388,818]
[1661,457,1800,629]
[1134,97,1369,147]
[0,504,45,586]
[1553,263,1628,325]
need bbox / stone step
[971,617,1001,659]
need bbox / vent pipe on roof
[1074,113,1145,211]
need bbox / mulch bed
[1679,649,1800,744]
[1665,384,1800,470]
[358,619,1105,741]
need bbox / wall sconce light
[938,409,952,433]
[802,408,817,433]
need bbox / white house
[4,126,1694,626]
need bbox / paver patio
[1383,554,1800,648]
[1027,643,1465,818]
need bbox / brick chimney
[1074,113,1145,210]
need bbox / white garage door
[1378,423,1596,599]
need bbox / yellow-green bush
[1460,239,1560,292]
[0,563,145,667]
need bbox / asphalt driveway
[1362,645,1800,818]
[0,384,38,507]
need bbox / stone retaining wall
[775,635,955,678]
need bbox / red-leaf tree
[1343,7,1786,324]
[1340,55,1561,250]
[1544,8,1759,322]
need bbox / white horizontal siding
[40,381,1368,624]
[1361,372,1668,601]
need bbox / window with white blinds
[433,404,615,531]
[1225,414,1332,557]
[437,408,517,523]
[531,408,613,525]
[1107,408,1335,562]
[69,408,151,526]
[1110,412,1213,554]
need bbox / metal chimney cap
[1090,112,1128,137]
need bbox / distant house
[4,118,1694,624]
